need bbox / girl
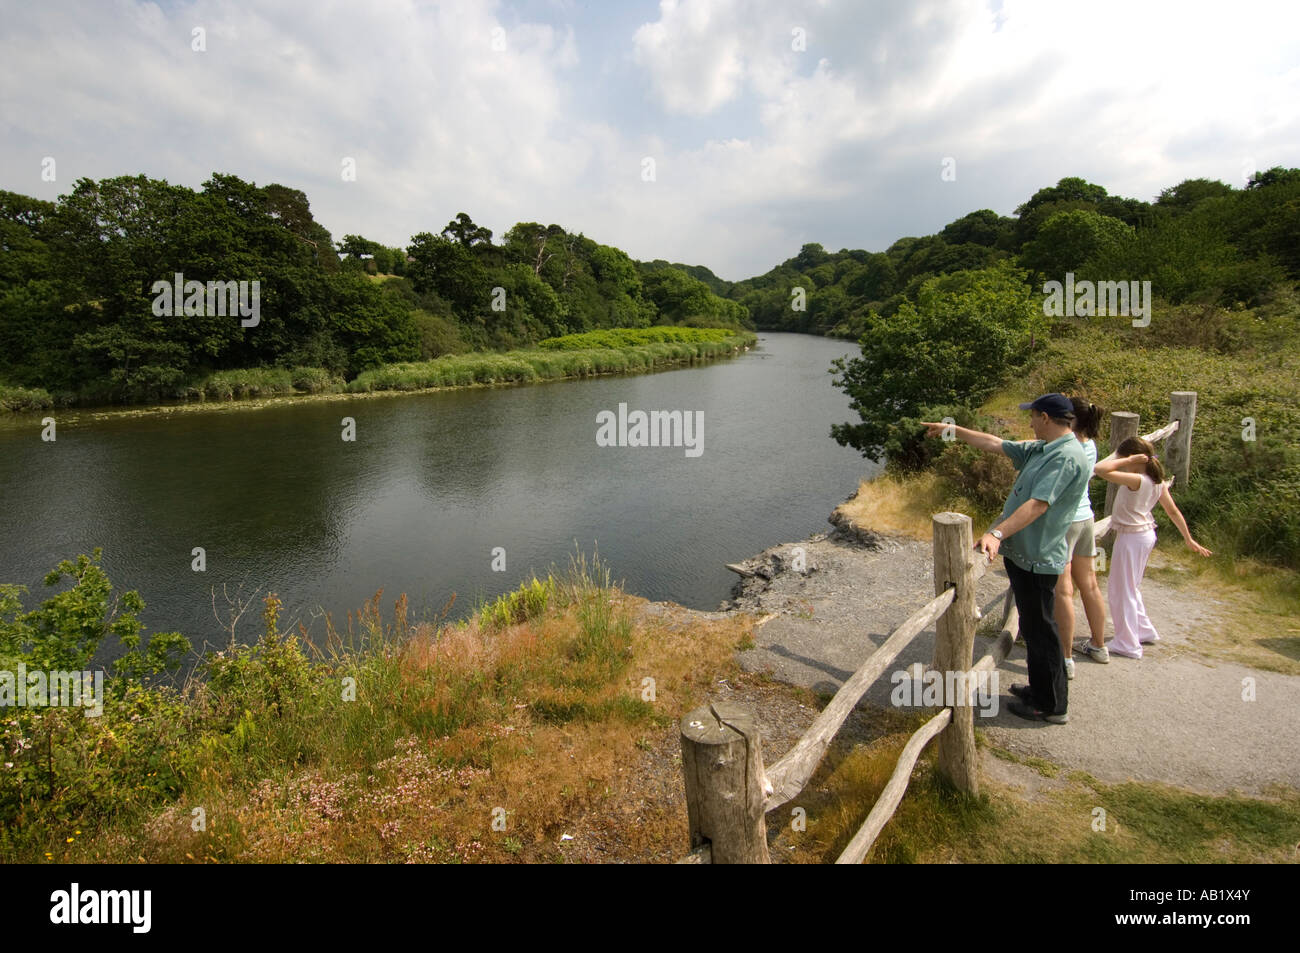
[1094,437,1212,658]
[1057,398,1107,675]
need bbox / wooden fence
[677,391,1196,864]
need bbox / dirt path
[720,527,1299,796]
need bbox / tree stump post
[680,702,770,863]
[931,512,979,795]
[1104,411,1140,518]
[1166,391,1197,488]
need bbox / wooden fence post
[1104,411,1140,518]
[680,702,770,863]
[1166,391,1197,488]
[931,512,979,795]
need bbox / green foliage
[1026,317,1300,569]
[203,594,318,725]
[1021,209,1135,280]
[831,261,1043,466]
[477,576,556,631]
[1,182,747,410]
[348,331,755,393]
[0,383,53,412]
[0,549,189,680]
[538,326,735,350]
[639,264,747,327]
[0,552,192,843]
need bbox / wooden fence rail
[679,391,1195,863]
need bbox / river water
[0,333,876,661]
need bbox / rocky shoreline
[718,504,908,615]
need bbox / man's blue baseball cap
[1018,393,1075,419]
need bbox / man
[922,394,1090,724]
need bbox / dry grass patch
[836,471,991,541]
[108,587,760,864]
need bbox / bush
[0,551,191,840]
[0,383,53,412]
[933,439,1019,512]
[289,366,344,394]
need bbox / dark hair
[1116,436,1165,483]
[1070,397,1102,440]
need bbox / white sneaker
[1064,657,1075,680]
[1075,641,1110,663]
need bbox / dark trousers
[1004,557,1067,716]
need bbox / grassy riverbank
[0,328,757,414]
[4,546,1295,863]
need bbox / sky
[2,0,1298,282]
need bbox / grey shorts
[1065,517,1096,561]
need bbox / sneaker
[1075,641,1110,663]
[1009,683,1034,703]
[1007,699,1068,724]
[1064,657,1075,680]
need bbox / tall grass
[3,550,651,863]
[175,366,345,402]
[348,331,756,393]
[0,383,54,412]
[537,327,740,350]
[1023,312,1300,569]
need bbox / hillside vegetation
[813,169,1300,572]
[0,178,750,408]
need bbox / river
[0,332,877,663]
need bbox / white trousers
[1108,528,1159,658]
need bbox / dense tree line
[0,174,750,405]
[730,170,1300,339]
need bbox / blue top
[997,433,1091,574]
[1072,438,1097,522]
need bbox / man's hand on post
[976,532,1000,562]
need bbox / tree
[1246,166,1300,190]
[940,209,1014,248]
[1019,209,1135,279]
[1155,178,1234,213]
[830,260,1042,466]
[406,232,488,316]
[1015,176,1109,218]
[441,212,494,248]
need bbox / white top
[1111,473,1165,532]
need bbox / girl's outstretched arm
[1157,484,1213,556]
[1094,453,1146,490]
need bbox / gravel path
[720,526,1299,796]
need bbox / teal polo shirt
[996,433,1090,574]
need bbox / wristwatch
[989,529,1003,540]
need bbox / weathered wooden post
[1165,391,1197,488]
[931,512,979,795]
[680,702,770,863]
[1104,411,1140,518]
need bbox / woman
[1057,398,1107,675]
[1094,437,1212,658]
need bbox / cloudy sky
[2,0,1298,280]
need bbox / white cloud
[0,0,1297,280]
